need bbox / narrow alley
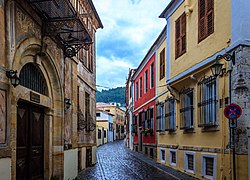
[79,140,196,180]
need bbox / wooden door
[16,102,44,180]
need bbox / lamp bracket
[216,52,235,65]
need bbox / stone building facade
[0,0,102,179]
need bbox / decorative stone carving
[16,7,40,38]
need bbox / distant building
[96,108,114,145]
[97,102,125,140]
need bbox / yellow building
[156,0,250,179]
[96,102,125,140]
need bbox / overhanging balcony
[28,0,92,58]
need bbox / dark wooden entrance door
[16,101,44,180]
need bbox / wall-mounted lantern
[6,70,20,87]
[210,52,235,77]
[64,98,72,110]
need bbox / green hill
[96,87,125,106]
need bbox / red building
[132,50,156,159]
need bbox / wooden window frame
[175,13,186,59]
[198,0,214,42]
[160,48,165,80]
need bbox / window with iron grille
[187,154,194,170]
[198,0,214,42]
[160,48,165,80]
[201,154,216,179]
[180,89,194,130]
[144,70,148,93]
[169,150,177,166]
[150,63,154,88]
[205,157,214,176]
[156,102,165,132]
[165,98,176,131]
[19,63,48,95]
[175,13,186,59]
[160,148,166,163]
[198,76,218,127]
[184,152,196,174]
[109,122,113,131]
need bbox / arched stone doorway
[9,37,64,179]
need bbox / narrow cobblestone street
[79,140,196,180]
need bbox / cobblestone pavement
[79,140,197,180]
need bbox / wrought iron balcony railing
[28,0,92,58]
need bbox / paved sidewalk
[125,145,197,180]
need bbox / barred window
[165,98,176,131]
[198,76,218,127]
[180,88,194,130]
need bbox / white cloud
[92,0,170,88]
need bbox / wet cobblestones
[79,140,197,180]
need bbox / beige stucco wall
[64,149,78,180]
[0,158,11,180]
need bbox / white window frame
[160,148,166,163]
[184,151,196,174]
[201,153,216,180]
[169,149,177,166]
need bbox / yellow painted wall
[157,38,167,95]
[169,0,231,78]
[97,121,108,130]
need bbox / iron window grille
[165,97,176,131]
[180,88,194,130]
[187,154,194,171]
[19,63,48,95]
[198,76,218,127]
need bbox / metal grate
[28,0,91,48]
[19,63,48,95]
[198,76,217,127]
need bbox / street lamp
[6,70,20,87]
[210,53,235,77]
[210,52,236,180]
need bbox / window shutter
[181,14,186,52]
[199,0,206,41]
[207,0,214,35]
[165,99,169,130]
[199,0,214,42]
[175,20,180,57]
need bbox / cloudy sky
[92,0,170,90]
